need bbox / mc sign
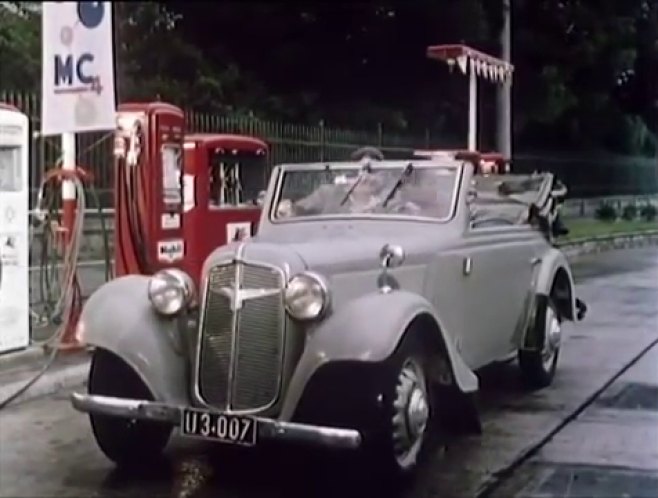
[41,1,116,136]
[54,53,102,93]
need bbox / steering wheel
[390,201,422,215]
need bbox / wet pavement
[487,341,658,498]
[1,247,657,498]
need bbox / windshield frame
[267,159,464,225]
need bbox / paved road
[487,341,658,498]
[2,247,657,498]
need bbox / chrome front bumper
[70,392,362,450]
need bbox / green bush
[621,203,638,221]
[595,202,617,222]
[640,203,657,222]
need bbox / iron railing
[2,90,656,202]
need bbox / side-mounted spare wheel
[519,295,562,389]
[87,348,173,467]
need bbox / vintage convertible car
[70,152,587,481]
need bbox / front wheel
[368,332,438,484]
[88,348,172,467]
[518,298,562,389]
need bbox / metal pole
[468,67,478,151]
[61,132,76,242]
[112,2,124,103]
[496,0,512,157]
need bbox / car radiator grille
[197,261,285,412]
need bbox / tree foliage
[0,1,40,91]
[0,0,655,155]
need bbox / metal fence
[2,90,656,205]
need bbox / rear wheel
[88,348,172,467]
[518,298,562,389]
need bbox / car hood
[285,235,404,274]
[204,240,308,278]
[207,234,397,276]
[256,223,450,276]
[204,222,458,302]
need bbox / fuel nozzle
[31,209,46,229]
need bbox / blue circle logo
[77,2,104,29]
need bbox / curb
[558,229,658,259]
[0,349,90,409]
[3,229,657,408]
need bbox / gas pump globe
[182,133,269,286]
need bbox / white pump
[0,104,30,354]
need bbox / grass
[560,218,658,241]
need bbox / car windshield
[272,162,459,221]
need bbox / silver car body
[72,157,582,448]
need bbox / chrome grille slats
[233,293,284,410]
[241,263,281,289]
[196,259,286,413]
[198,264,236,406]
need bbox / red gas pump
[112,101,270,286]
[113,102,185,277]
[181,133,268,284]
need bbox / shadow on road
[93,361,536,498]
[97,438,401,498]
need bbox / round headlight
[147,269,195,316]
[284,271,330,321]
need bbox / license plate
[181,408,257,446]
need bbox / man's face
[352,172,383,200]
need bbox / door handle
[463,257,473,276]
[530,256,542,266]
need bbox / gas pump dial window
[162,144,182,205]
[208,148,267,208]
[0,146,22,192]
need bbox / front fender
[534,247,577,321]
[280,289,478,420]
[79,275,189,405]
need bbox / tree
[0,1,655,154]
[0,2,40,91]
[512,0,655,154]
[618,0,658,145]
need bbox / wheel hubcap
[391,358,430,470]
[542,306,561,370]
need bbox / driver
[342,171,387,212]
[351,146,384,162]
[290,168,387,215]
[344,146,388,211]
[277,146,388,217]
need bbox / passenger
[480,159,498,175]
[392,169,453,217]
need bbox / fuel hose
[0,163,109,410]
